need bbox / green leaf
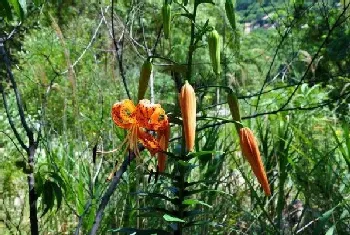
[48,172,66,191]
[312,206,338,235]
[340,209,349,220]
[164,151,181,160]
[330,126,350,171]
[8,0,22,19]
[178,160,192,167]
[343,123,350,157]
[51,182,63,211]
[0,0,13,20]
[18,0,26,15]
[187,150,223,159]
[41,181,55,217]
[196,0,214,5]
[163,214,185,223]
[85,199,96,231]
[35,172,44,198]
[182,199,212,208]
[76,180,85,215]
[325,225,336,235]
[33,0,43,7]
[14,160,26,169]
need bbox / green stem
[176,164,185,235]
[196,85,232,91]
[175,2,201,234]
[186,2,198,82]
[175,128,187,235]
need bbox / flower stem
[185,2,199,83]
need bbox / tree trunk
[28,144,39,235]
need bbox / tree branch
[89,146,145,235]
[0,41,34,146]
[0,38,39,235]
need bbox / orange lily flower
[111,99,169,157]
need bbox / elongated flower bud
[179,81,196,152]
[239,127,271,196]
[157,125,170,172]
[227,90,242,131]
[208,29,221,74]
[225,0,237,31]
[138,60,152,101]
[225,0,240,56]
[162,3,171,40]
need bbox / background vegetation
[1,0,350,234]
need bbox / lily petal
[157,126,170,172]
[111,99,137,129]
[137,128,163,156]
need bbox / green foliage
[1,0,350,234]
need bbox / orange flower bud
[239,127,271,196]
[179,81,196,152]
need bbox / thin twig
[111,0,131,99]
[279,6,350,111]
[168,89,350,143]
[0,130,26,159]
[255,3,316,110]
[61,16,104,75]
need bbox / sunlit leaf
[163,214,185,223]
[18,0,26,15]
[8,0,24,19]
[325,225,336,235]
